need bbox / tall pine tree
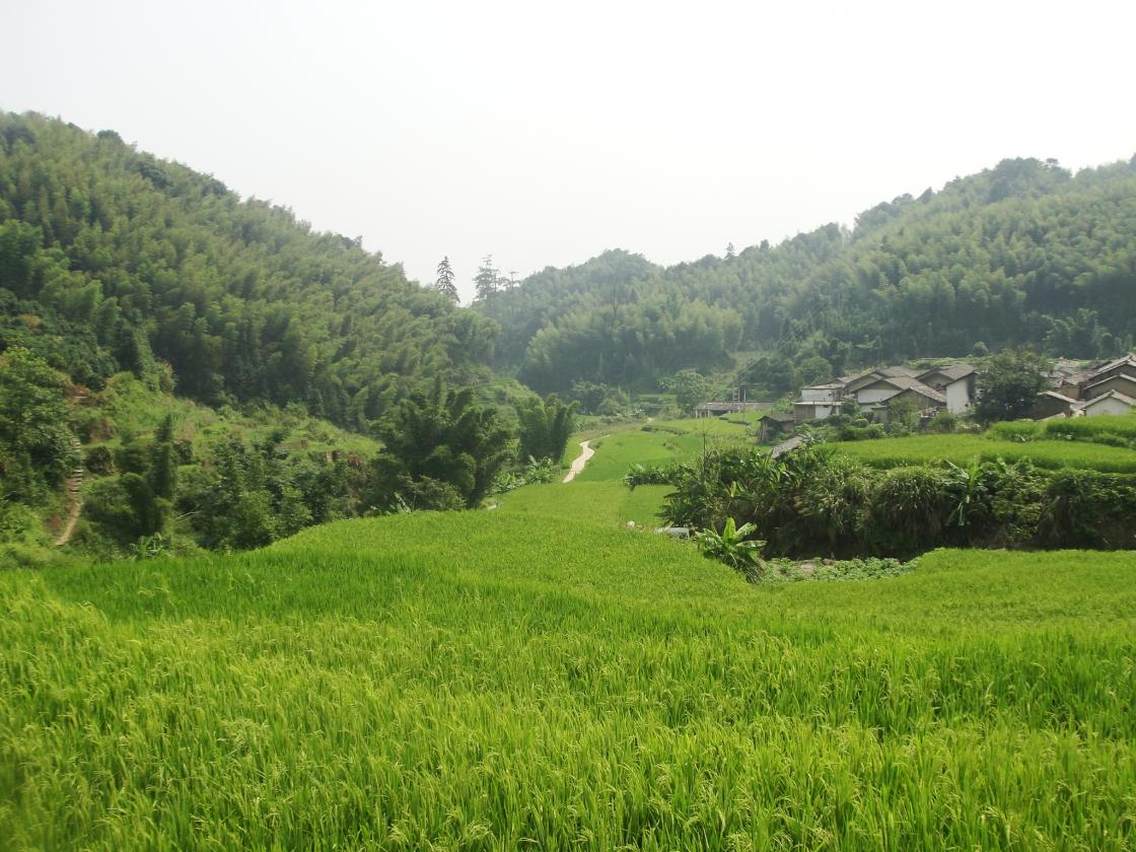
[434,256,459,302]
[474,255,500,301]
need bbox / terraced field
[568,417,754,483]
[3,510,1135,849]
[831,433,1136,472]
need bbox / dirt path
[54,441,84,547]
[562,440,596,483]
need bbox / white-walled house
[1033,352,1136,418]
[791,365,959,424]
[849,376,946,415]
[916,364,977,414]
[793,382,844,423]
[1075,390,1136,417]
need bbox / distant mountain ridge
[476,155,1136,394]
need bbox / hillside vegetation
[3,512,1134,848]
[0,112,494,427]
[478,156,1136,393]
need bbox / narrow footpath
[54,438,84,546]
[562,440,595,483]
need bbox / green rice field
[4,417,1136,848]
[831,433,1136,472]
[568,417,754,482]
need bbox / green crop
[3,509,1135,849]
[832,433,1136,472]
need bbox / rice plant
[2,512,1135,849]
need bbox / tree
[434,256,459,302]
[665,369,713,415]
[370,379,512,509]
[148,414,178,500]
[796,355,833,389]
[975,349,1052,423]
[0,347,77,498]
[740,353,795,398]
[725,242,736,259]
[517,395,577,463]
[474,255,500,301]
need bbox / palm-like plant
[372,379,513,509]
[694,517,766,580]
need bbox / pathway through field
[562,440,595,483]
[54,440,84,546]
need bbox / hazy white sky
[4,0,1135,301]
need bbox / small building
[1074,390,1136,417]
[1081,372,1136,402]
[916,364,977,414]
[850,375,946,416]
[1084,354,1136,387]
[1031,391,1078,420]
[759,411,796,443]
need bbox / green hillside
[0,112,495,427]
[477,157,1136,393]
[3,511,1134,848]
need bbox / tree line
[0,112,497,430]
[476,156,1136,395]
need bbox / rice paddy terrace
[3,414,1135,849]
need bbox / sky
[3,0,1135,302]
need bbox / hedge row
[653,446,1136,558]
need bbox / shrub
[694,517,765,580]
[867,467,951,555]
[926,410,960,434]
[662,445,1136,558]
[84,445,115,475]
[1039,470,1136,549]
[989,420,1042,442]
[624,463,677,488]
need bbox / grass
[990,414,1136,443]
[2,511,1135,849]
[495,480,671,527]
[569,417,753,482]
[831,433,1136,472]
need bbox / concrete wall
[1084,375,1136,401]
[801,389,838,402]
[1083,396,1134,416]
[945,380,971,414]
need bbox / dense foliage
[515,394,576,463]
[0,347,77,503]
[0,112,496,427]
[368,380,512,510]
[479,156,1136,393]
[661,445,1136,557]
[974,348,1051,423]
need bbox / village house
[791,363,975,424]
[1031,391,1079,420]
[792,382,844,423]
[1034,353,1136,418]
[1074,390,1136,417]
[915,364,978,414]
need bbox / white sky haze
[3,0,1135,300]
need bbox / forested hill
[477,156,1136,394]
[0,112,495,428]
